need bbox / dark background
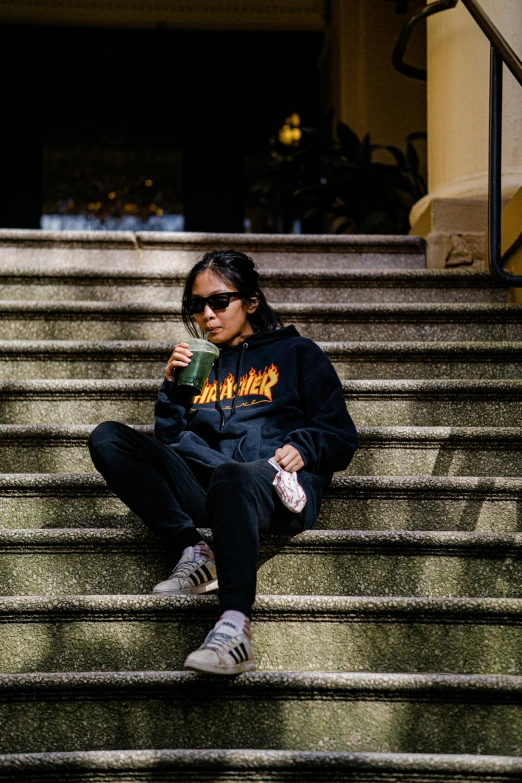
[0,25,323,231]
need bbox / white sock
[220,610,248,631]
[193,541,214,560]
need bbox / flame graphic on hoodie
[193,364,279,405]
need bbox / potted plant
[253,119,427,234]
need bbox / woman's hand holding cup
[165,343,193,381]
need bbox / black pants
[88,421,295,618]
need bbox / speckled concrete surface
[349,427,522,477]
[2,750,522,783]
[0,379,158,425]
[0,266,505,305]
[1,749,522,782]
[1,671,522,755]
[2,424,522,476]
[2,595,522,675]
[0,425,145,474]
[3,340,522,381]
[342,380,522,427]
[1,473,522,532]
[1,527,522,598]
[325,341,522,380]
[1,302,521,341]
[0,230,427,272]
[1,237,522,766]
[0,340,170,381]
[1,379,522,426]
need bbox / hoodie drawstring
[214,342,248,430]
[230,342,248,421]
[214,352,225,431]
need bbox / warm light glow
[279,125,294,146]
[108,192,116,200]
[156,208,164,216]
[279,112,302,146]
[124,203,137,213]
[279,123,301,146]
[145,179,153,187]
[149,203,157,211]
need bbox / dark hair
[181,249,283,338]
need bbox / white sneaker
[153,546,218,595]
[184,619,256,675]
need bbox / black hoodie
[154,325,358,529]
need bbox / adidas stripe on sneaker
[184,619,256,675]
[152,546,218,596]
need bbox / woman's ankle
[194,540,214,560]
[220,610,251,639]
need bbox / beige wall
[415,0,522,217]
[330,0,427,174]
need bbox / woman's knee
[208,462,274,522]
[88,420,124,453]
[209,461,256,490]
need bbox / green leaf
[407,131,427,143]
[253,119,426,236]
[358,133,373,168]
[406,141,420,176]
[375,145,408,171]
[336,122,361,162]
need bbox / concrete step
[0,267,505,304]
[1,473,520,533]
[3,594,522,676]
[342,380,522,427]
[1,301,521,342]
[351,427,522,477]
[1,425,521,478]
[1,379,521,426]
[0,230,426,272]
[2,340,522,380]
[1,231,517,771]
[0,670,521,755]
[2,527,522,598]
[1,750,521,783]
[325,342,522,380]
[2,751,522,783]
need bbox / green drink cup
[176,338,220,395]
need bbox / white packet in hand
[267,457,307,513]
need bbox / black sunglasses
[184,291,247,315]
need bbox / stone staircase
[1,230,522,781]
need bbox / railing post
[486,44,522,285]
[488,45,504,281]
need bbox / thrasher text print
[193,364,280,405]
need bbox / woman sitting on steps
[88,249,358,675]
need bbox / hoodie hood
[218,325,300,353]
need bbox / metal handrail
[393,0,522,286]
[392,0,457,80]
[460,0,522,86]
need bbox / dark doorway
[0,25,323,232]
